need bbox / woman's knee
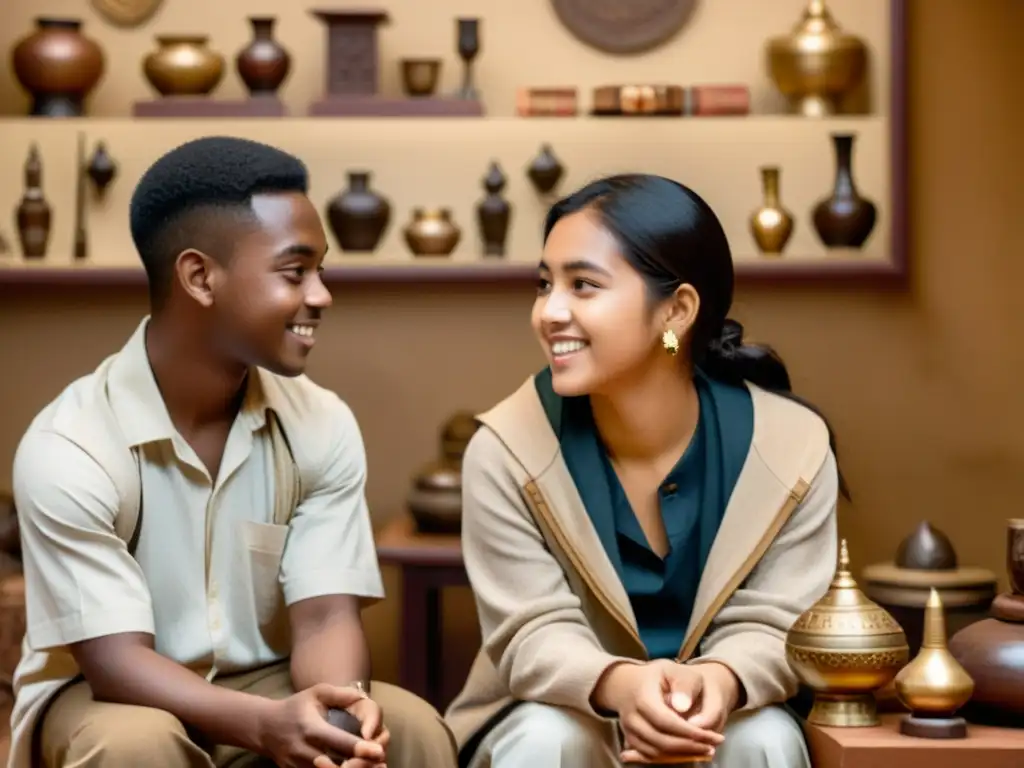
[715,706,810,768]
[483,702,619,766]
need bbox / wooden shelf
[0,254,904,289]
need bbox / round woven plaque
[550,0,699,54]
[90,0,164,28]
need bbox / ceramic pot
[15,145,51,259]
[407,412,479,534]
[527,144,564,194]
[86,142,117,196]
[812,133,877,248]
[11,18,105,117]
[400,58,441,97]
[143,35,225,96]
[749,166,794,255]
[946,519,1024,726]
[404,209,461,257]
[325,171,391,253]
[1008,519,1024,595]
[236,17,291,96]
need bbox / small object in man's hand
[324,707,363,762]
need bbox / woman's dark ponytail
[700,319,850,500]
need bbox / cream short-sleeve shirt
[7,318,385,768]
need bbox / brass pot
[766,0,867,117]
[403,208,461,257]
[749,166,794,256]
[785,539,910,726]
[143,35,225,96]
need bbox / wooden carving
[550,0,699,54]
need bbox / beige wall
[0,0,1022,693]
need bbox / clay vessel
[11,18,105,117]
[15,144,52,259]
[408,412,480,534]
[766,0,867,116]
[1008,518,1024,595]
[476,162,511,257]
[86,142,117,196]
[404,209,461,257]
[812,133,877,248]
[749,166,794,255]
[947,519,1024,726]
[143,35,225,96]
[325,171,391,253]
[400,58,441,97]
[527,144,565,194]
[236,17,291,96]
[893,588,974,738]
[785,539,909,727]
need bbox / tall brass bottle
[749,166,794,255]
[893,588,974,738]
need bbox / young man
[8,136,457,768]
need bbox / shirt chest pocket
[243,521,290,644]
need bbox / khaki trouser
[38,662,458,768]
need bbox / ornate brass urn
[766,0,867,116]
[785,540,910,726]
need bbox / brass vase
[893,588,974,738]
[749,166,794,256]
[785,539,910,726]
[766,0,867,117]
[143,35,225,96]
[403,208,461,257]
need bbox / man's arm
[280,396,384,689]
[14,429,274,754]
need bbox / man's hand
[327,697,390,768]
[619,662,741,765]
[258,683,384,768]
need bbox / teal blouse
[535,367,753,660]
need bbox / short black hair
[129,135,309,306]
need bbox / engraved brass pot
[785,540,910,726]
[766,0,867,117]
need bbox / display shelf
[0,0,908,291]
[0,252,905,288]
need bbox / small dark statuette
[476,161,511,257]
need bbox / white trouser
[466,702,811,768]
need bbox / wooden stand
[133,97,287,118]
[899,714,968,739]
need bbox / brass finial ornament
[893,588,974,738]
[785,539,910,726]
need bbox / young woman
[445,174,844,768]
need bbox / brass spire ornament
[785,539,910,726]
[893,588,974,738]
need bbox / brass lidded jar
[785,539,910,726]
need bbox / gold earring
[662,328,679,356]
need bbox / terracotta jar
[11,18,105,117]
[325,171,391,253]
[947,519,1024,726]
[236,17,291,96]
[143,35,225,96]
[404,209,461,257]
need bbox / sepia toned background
[0,0,1021,696]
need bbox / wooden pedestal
[133,97,287,118]
[309,96,484,117]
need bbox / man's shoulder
[256,370,363,467]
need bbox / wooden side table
[804,713,1024,768]
[375,515,468,712]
